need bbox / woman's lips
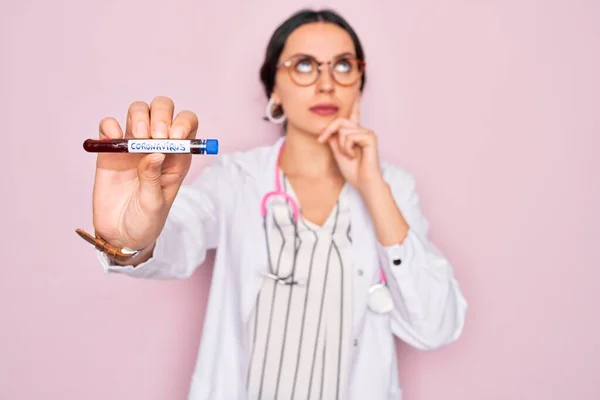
[309,104,339,116]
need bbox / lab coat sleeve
[96,157,235,280]
[376,166,468,350]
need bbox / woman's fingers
[125,101,151,139]
[149,96,175,139]
[170,110,199,139]
[97,116,133,171]
[317,118,356,143]
[98,117,123,140]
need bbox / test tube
[83,138,219,155]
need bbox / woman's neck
[279,125,342,179]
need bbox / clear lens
[332,58,360,85]
[291,57,318,85]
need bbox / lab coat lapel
[348,185,378,332]
[239,136,286,325]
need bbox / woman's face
[272,22,364,135]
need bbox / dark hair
[260,8,367,120]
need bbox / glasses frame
[276,53,366,87]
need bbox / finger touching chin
[296,111,339,136]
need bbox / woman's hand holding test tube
[90,97,199,263]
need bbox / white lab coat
[97,136,468,400]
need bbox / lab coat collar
[259,135,285,196]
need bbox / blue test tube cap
[206,139,219,155]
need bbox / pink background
[1,0,599,399]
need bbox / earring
[265,97,286,124]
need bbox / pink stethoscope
[259,144,393,313]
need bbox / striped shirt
[245,173,354,400]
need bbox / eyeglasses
[276,54,366,87]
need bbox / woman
[77,8,468,400]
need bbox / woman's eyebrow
[286,52,311,58]
[334,51,356,58]
[284,51,357,60]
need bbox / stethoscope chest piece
[368,283,394,314]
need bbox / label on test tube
[128,139,192,153]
